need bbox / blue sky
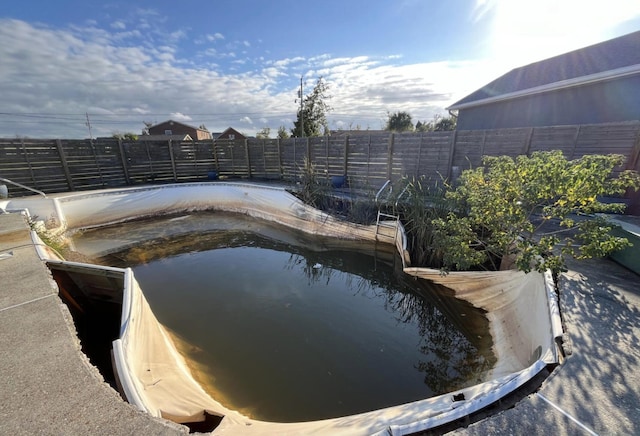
[2,0,640,138]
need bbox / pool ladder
[375,211,400,242]
[374,180,405,242]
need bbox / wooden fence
[2,121,640,211]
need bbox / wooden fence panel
[482,128,531,158]
[263,139,283,179]
[61,140,126,190]
[280,138,308,181]
[529,125,580,155]
[0,139,69,195]
[214,139,249,178]
[2,121,639,212]
[573,123,640,159]
[451,130,486,169]
[415,131,454,185]
[245,138,282,179]
[123,140,173,184]
[393,133,422,180]
[308,137,329,179]
[171,141,216,181]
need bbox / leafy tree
[385,111,414,132]
[113,132,138,140]
[277,125,290,139]
[430,151,640,275]
[414,115,457,132]
[433,115,456,131]
[415,120,430,132]
[292,77,332,137]
[256,127,271,139]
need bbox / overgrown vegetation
[294,151,640,276]
[385,111,457,133]
[28,216,68,256]
[293,158,377,224]
[386,177,451,267]
[432,151,640,275]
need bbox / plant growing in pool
[296,157,330,209]
[430,151,640,275]
[294,158,378,224]
[387,176,452,268]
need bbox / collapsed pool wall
[3,182,563,436]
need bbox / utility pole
[85,112,93,141]
[299,76,304,137]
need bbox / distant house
[448,31,640,130]
[147,120,212,140]
[140,134,193,141]
[212,127,246,141]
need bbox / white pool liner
[5,182,563,435]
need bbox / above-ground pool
[70,211,495,422]
[2,182,564,435]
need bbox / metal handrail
[375,180,392,203]
[0,177,47,198]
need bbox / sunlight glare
[484,0,640,69]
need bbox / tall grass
[389,176,452,268]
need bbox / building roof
[448,30,640,111]
[149,119,201,130]
[139,134,193,141]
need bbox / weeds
[389,176,452,268]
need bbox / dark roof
[149,119,208,132]
[449,30,640,109]
[140,134,193,141]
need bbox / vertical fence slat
[386,133,394,181]
[55,139,75,191]
[446,130,458,180]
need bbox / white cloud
[206,32,225,42]
[111,21,126,30]
[0,18,484,139]
[11,14,618,139]
[170,112,192,121]
[0,18,495,138]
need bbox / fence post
[386,133,395,180]
[628,125,640,171]
[262,139,267,178]
[168,140,177,181]
[480,130,487,157]
[245,139,252,179]
[570,125,581,159]
[523,127,534,155]
[20,138,37,188]
[212,138,219,173]
[117,138,131,185]
[55,139,75,191]
[446,130,458,180]
[89,138,105,186]
[416,133,423,177]
[277,138,283,179]
[343,135,349,176]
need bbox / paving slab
[0,213,185,436]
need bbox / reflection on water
[71,211,496,422]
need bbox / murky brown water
[70,211,495,422]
